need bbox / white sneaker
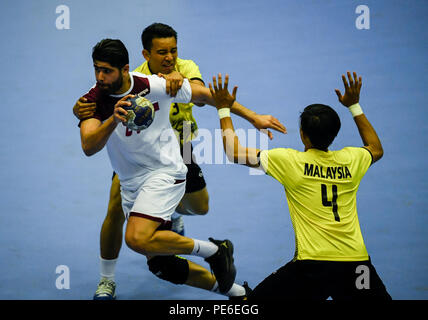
[93,278,116,300]
[171,215,185,236]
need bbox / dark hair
[300,104,341,150]
[141,23,177,51]
[92,39,129,69]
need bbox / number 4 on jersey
[321,184,340,222]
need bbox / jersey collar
[109,73,135,98]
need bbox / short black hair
[141,23,177,51]
[300,104,341,150]
[92,39,129,69]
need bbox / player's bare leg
[186,260,216,290]
[171,187,209,235]
[125,217,194,255]
[125,215,237,294]
[186,260,250,299]
[100,174,125,259]
[175,187,210,216]
[94,174,125,300]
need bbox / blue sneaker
[93,278,116,300]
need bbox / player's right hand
[73,97,97,120]
[158,71,184,97]
[335,71,362,107]
[113,94,133,124]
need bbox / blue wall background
[0,0,426,299]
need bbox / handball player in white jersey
[79,39,247,297]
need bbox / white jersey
[83,72,192,183]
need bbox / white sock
[211,281,246,297]
[191,239,218,258]
[100,257,117,281]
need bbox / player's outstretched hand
[209,73,237,110]
[113,94,133,124]
[158,71,184,97]
[73,97,96,120]
[251,115,287,140]
[335,71,362,107]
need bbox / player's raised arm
[80,95,132,156]
[208,74,261,168]
[335,71,383,163]
[189,80,286,140]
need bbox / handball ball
[124,95,155,131]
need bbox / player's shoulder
[266,147,300,156]
[83,84,104,102]
[176,57,199,68]
[261,148,299,162]
[132,61,149,74]
[336,146,370,158]
[333,146,372,164]
[175,58,202,77]
[131,72,166,91]
[128,72,152,94]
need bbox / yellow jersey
[133,58,203,145]
[260,147,373,261]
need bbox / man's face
[93,60,123,94]
[144,37,178,74]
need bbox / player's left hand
[113,94,133,124]
[335,71,362,107]
[158,71,184,97]
[251,114,287,140]
[209,73,238,109]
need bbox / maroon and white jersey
[83,72,191,182]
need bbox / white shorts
[120,172,186,226]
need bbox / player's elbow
[82,142,96,157]
[225,146,245,165]
[227,152,240,164]
[368,142,384,163]
[373,146,384,162]
[83,148,95,157]
[377,145,384,159]
[223,143,238,163]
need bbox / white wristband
[348,103,363,117]
[218,108,231,119]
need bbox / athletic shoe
[93,278,116,300]
[229,281,252,301]
[171,215,185,236]
[205,238,236,294]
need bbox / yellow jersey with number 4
[260,147,373,261]
[133,58,204,145]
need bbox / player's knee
[147,255,189,285]
[124,231,151,255]
[193,202,209,215]
[186,196,209,215]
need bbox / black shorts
[248,258,392,301]
[181,144,206,194]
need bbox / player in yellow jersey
[209,72,391,300]
[73,23,285,299]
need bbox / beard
[98,75,123,94]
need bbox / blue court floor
[0,0,427,300]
